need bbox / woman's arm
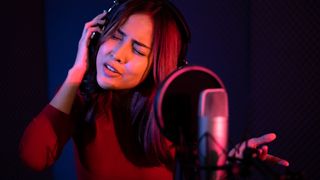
[19,11,107,171]
[50,10,107,114]
[49,67,86,114]
[19,104,76,171]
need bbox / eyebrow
[118,29,151,49]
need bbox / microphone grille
[199,88,228,117]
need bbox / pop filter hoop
[154,65,226,145]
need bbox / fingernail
[103,10,107,13]
[278,160,289,167]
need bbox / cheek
[96,47,104,64]
[97,41,114,58]
[126,59,151,79]
[96,44,111,67]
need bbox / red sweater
[19,93,172,179]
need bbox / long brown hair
[80,0,190,169]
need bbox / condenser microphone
[198,88,229,180]
[153,65,227,179]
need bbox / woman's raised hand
[228,133,289,167]
[72,11,107,73]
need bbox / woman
[19,0,288,179]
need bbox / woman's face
[96,13,154,90]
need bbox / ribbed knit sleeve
[19,95,81,171]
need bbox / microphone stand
[174,128,199,180]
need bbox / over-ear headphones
[89,0,121,51]
[90,0,190,69]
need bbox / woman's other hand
[228,133,289,167]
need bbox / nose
[111,40,131,64]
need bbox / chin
[96,75,139,90]
[97,77,114,90]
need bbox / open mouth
[104,63,120,74]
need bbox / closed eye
[133,48,146,56]
[133,43,147,56]
[110,29,124,41]
[111,34,122,40]
[112,29,150,57]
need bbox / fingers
[228,133,289,167]
[92,10,108,30]
[92,10,107,21]
[86,27,103,43]
[265,154,290,167]
[259,145,290,167]
[247,133,276,148]
[258,145,268,160]
[85,20,106,28]
[228,146,237,157]
[228,142,251,159]
[80,11,108,46]
[229,133,277,159]
[83,11,108,33]
[84,11,108,33]
[74,11,108,69]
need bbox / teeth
[106,64,117,73]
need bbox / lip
[102,62,122,77]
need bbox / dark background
[1,0,319,179]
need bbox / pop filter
[154,65,226,146]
